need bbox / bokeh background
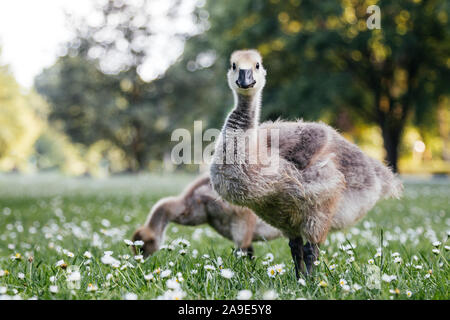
[0,0,449,177]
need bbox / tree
[0,54,47,172]
[173,0,450,172]
[36,0,199,171]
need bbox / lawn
[0,173,448,300]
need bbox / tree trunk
[375,91,403,173]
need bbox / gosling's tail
[371,158,403,199]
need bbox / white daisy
[124,292,138,300]
[49,285,58,293]
[220,268,234,279]
[160,270,171,278]
[262,290,278,300]
[267,266,277,278]
[237,290,252,300]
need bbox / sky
[0,0,198,88]
[0,0,93,88]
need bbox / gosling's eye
[232,63,236,70]
[256,62,260,69]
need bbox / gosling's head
[131,197,188,258]
[228,49,266,96]
[131,226,159,258]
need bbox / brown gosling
[132,174,282,258]
[210,49,403,278]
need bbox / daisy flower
[406,290,412,298]
[160,270,171,278]
[389,288,400,295]
[170,289,186,300]
[144,274,154,281]
[134,240,144,247]
[67,271,81,282]
[381,274,397,283]
[11,253,22,261]
[157,289,186,300]
[220,268,234,279]
[123,239,133,246]
[341,284,350,292]
[318,280,328,288]
[298,278,306,286]
[262,253,274,265]
[83,251,92,259]
[262,290,278,300]
[101,254,119,266]
[124,292,138,300]
[49,285,58,293]
[432,241,441,247]
[368,259,374,264]
[204,265,215,271]
[267,266,277,278]
[352,283,362,291]
[55,259,67,269]
[274,264,286,275]
[166,278,181,290]
[393,257,402,264]
[173,238,190,248]
[86,283,98,292]
[237,290,252,300]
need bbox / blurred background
[0,0,449,178]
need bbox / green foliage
[35,0,194,172]
[0,61,48,172]
[165,0,450,171]
[34,0,450,172]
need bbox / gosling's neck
[225,90,262,131]
[145,201,173,237]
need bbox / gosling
[132,174,282,258]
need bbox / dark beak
[236,69,256,89]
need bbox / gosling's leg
[236,246,254,259]
[288,237,304,279]
[246,245,254,259]
[303,242,319,275]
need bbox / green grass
[0,173,448,300]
